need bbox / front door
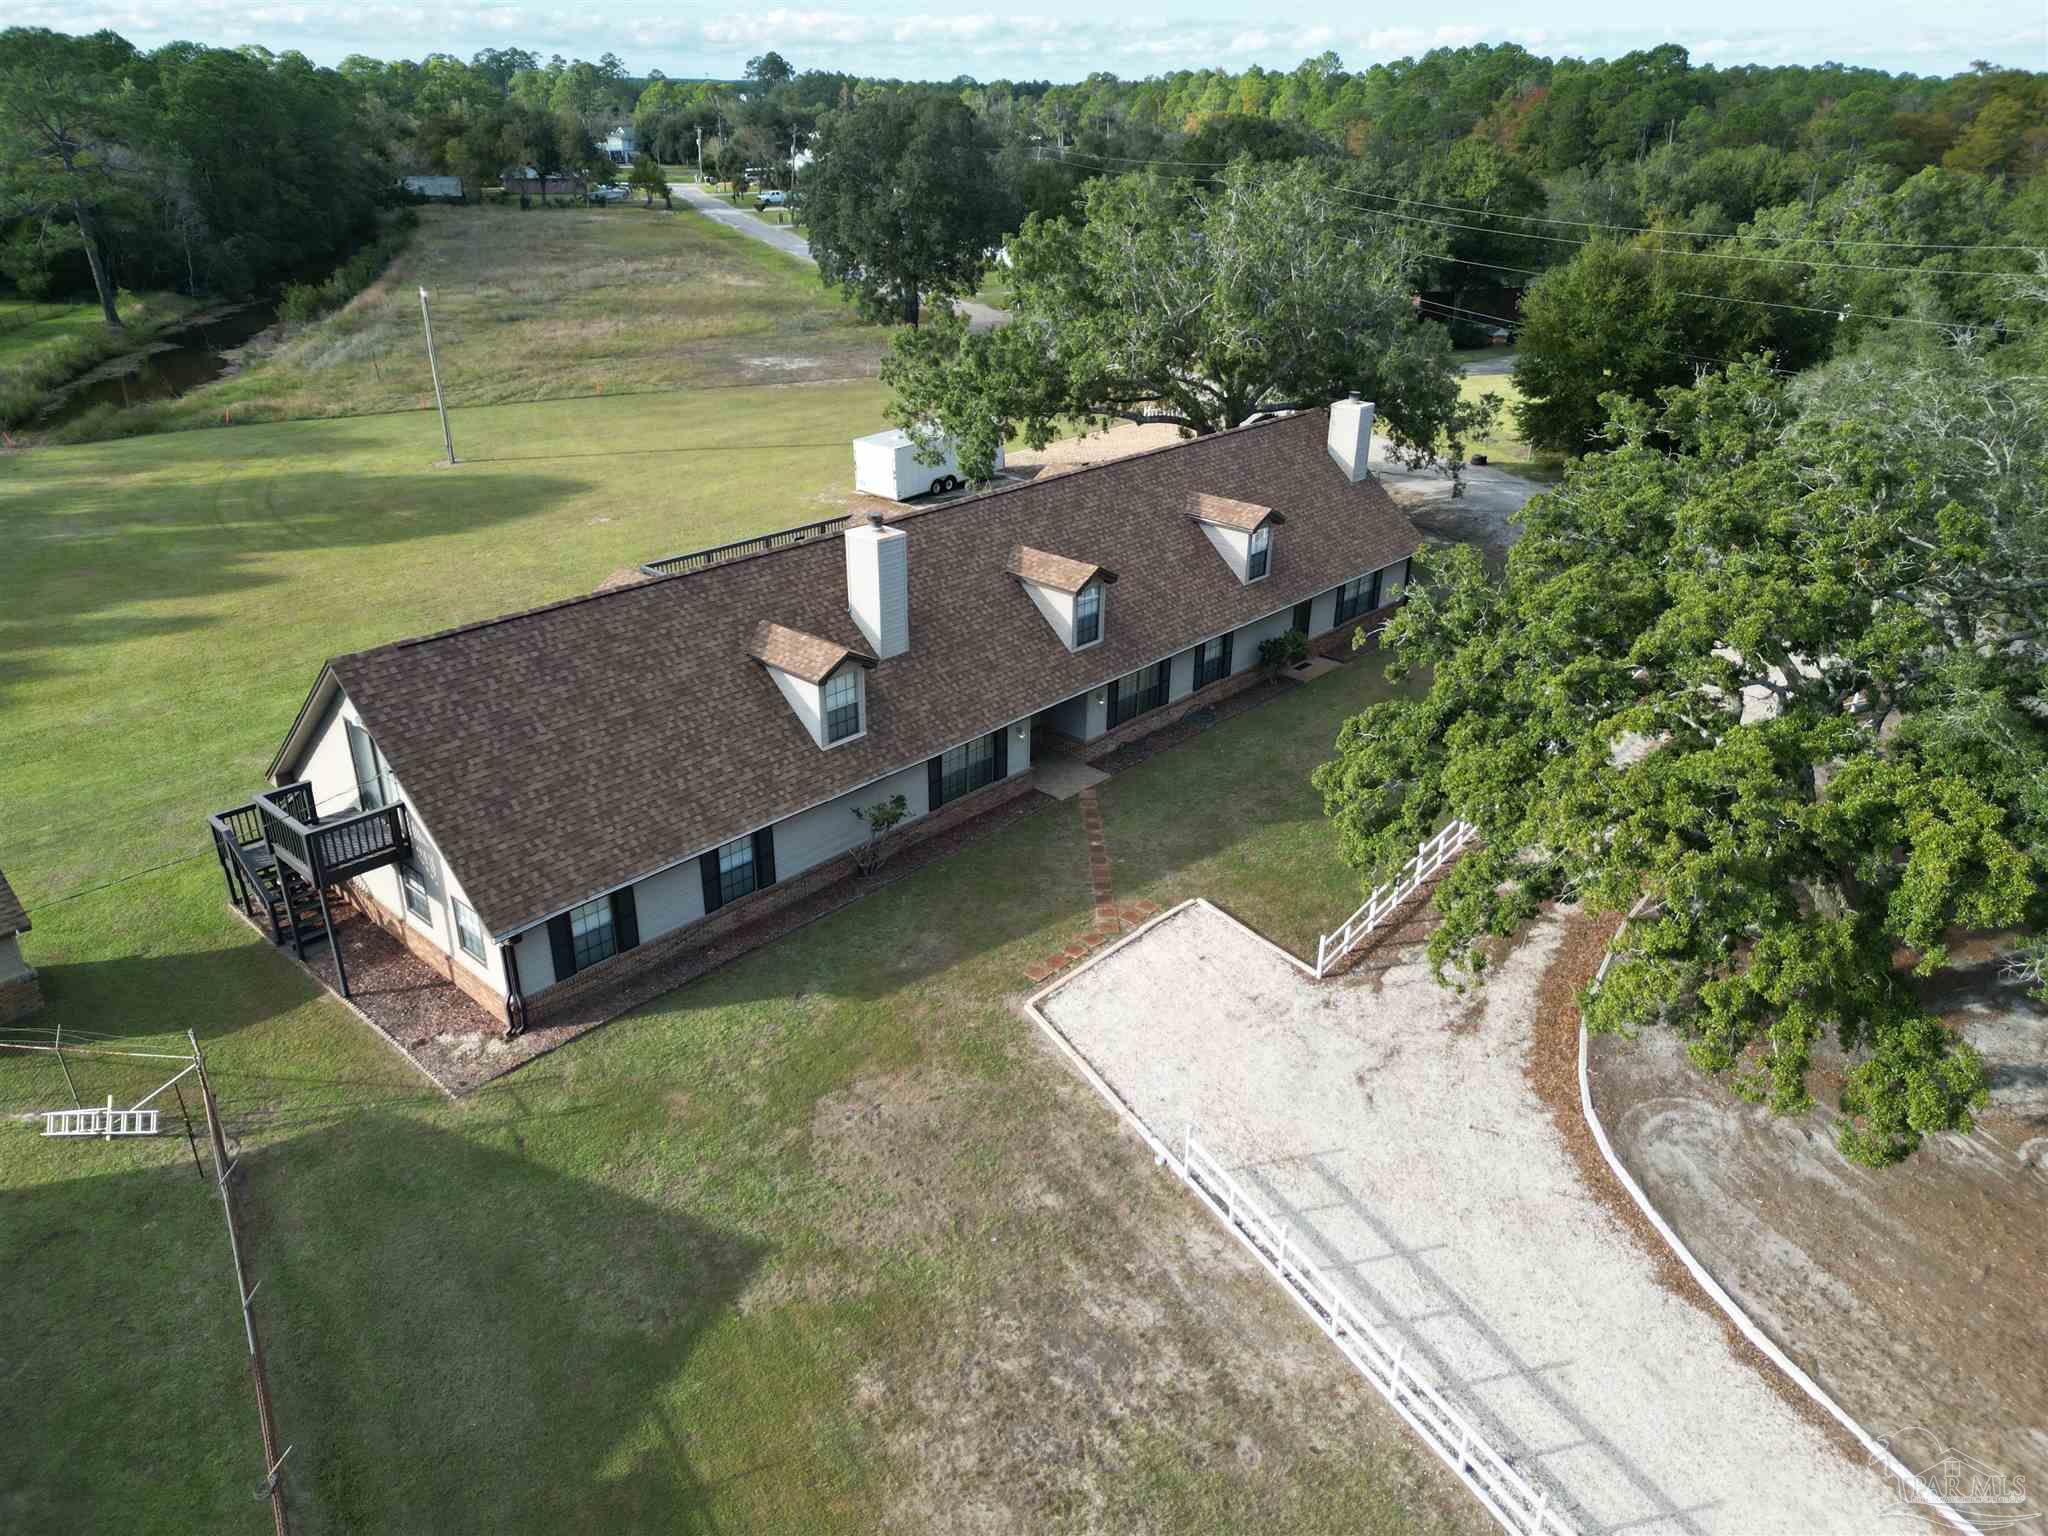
[1291,600,1313,636]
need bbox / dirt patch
[1037,899,1891,1531]
[1586,948,2048,1494]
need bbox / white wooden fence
[1177,1128,1578,1536]
[1314,819,1479,977]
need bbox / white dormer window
[1187,493,1283,585]
[1074,583,1102,646]
[823,669,861,743]
[1009,546,1114,652]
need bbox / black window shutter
[992,725,1007,780]
[547,914,576,981]
[701,850,724,914]
[753,825,777,889]
[1368,568,1384,611]
[1220,632,1234,677]
[1105,676,1119,726]
[611,886,640,953]
[1184,646,1201,691]
[926,755,943,811]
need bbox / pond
[40,300,280,426]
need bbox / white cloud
[13,1,2029,82]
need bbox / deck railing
[253,784,409,884]
[641,515,849,577]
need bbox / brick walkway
[1024,785,1159,985]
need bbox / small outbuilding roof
[0,867,28,939]
[748,621,875,684]
[1006,546,1116,595]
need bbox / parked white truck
[852,428,1004,501]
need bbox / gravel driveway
[1033,900,1893,1535]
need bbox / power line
[1048,147,2044,253]
[1055,147,2030,280]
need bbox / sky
[14,0,2045,80]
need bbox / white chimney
[845,511,909,659]
[1328,395,1376,482]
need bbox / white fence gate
[1314,819,1479,977]
[1176,1128,1577,1536]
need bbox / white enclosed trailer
[852,428,1003,501]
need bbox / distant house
[501,170,587,199]
[0,867,41,1023]
[401,175,465,203]
[602,125,637,165]
[214,404,1417,1036]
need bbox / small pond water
[41,300,280,425]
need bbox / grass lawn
[45,203,882,443]
[1453,352,1563,483]
[1,199,1481,1535]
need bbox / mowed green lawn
[1,212,1473,1536]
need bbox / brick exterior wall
[1310,602,1401,660]
[517,768,1038,1031]
[0,970,43,1024]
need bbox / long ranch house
[209,402,1420,1032]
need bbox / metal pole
[417,287,456,466]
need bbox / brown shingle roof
[0,867,27,938]
[1006,546,1114,595]
[318,409,1419,939]
[748,621,874,684]
[1187,492,1281,532]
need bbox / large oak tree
[881,159,1490,483]
[1314,348,2048,1164]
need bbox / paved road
[673,182,1009,332]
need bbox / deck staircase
[208,783,410,998]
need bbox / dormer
[1007,545,1116,652]
[1187,493,1285,584]
[749,621,876,750]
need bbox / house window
[1109,662,1170,728]
[568,895,617,973]
[453,898,486,962]
[1194,634,1232,689]
[1073,583,1102,647]
[717,836,758,907]
[1334,571,1382,626]
[823,669,861,744]
[346,720,394,811]
[402,862,432,921]
[939,735,997,805]
[1247,525,1270,580]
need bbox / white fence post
[1313,819,1479,977]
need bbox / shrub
[1259,629,1310,669]
[850,794,910,874]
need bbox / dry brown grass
[145,203,886,431]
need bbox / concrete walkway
[1035,902,1893,1535]
[673,182,1009,331]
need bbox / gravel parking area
[1034,900,1892,1535]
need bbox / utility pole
[417,287,457,467]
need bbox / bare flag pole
[418,286,457,466]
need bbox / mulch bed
[1523,904,1861,1462]
[249,787,1053,1097]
